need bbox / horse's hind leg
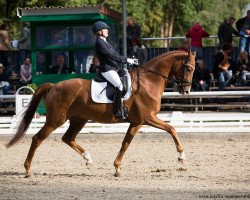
[62,119,93,165]
[114,123,142,177]
[24,123,55,177]
[146,116,185,161]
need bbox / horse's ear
[188,48,192,56]
[192,51,197,57]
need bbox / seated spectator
[128,38,147,69]
[178,39,191,52]
[235,51,250,86]
[89,56,100,73]
[36,53,46,74]
[192,60,210,91]
[20,57,32,86]
[0,63,10,95]
[213,43,233,91]
[51,53,70,74]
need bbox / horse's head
[174,50,196,95]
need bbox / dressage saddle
[94,69,129,101]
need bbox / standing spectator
[213,43,233,91]
[18,22,31,66]
[186,22,209,60]
[0,23,12,68]
[20,57,32,86]
[236,10,250,54]
[126,17,141,56]
[235,51,250,86]
[192,60,211,91]
[88,56,100,73]
[0,63,10,95]
[218,17,239,48]
[128,37,147,69]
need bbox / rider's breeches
[101,70,123,91]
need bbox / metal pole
[122,0,127,58]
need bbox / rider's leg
[101,70,126,119]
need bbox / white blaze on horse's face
[180,64,195,95]
[175,54,196,95]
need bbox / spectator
[128,37,147,69]
[178,39,191,52]
[20,57,32,86]
[36,53,46,75]
[0,23,12,68]
[192,60,210,91]
[0,63,10,95]
[218,17,239,48]
[89,56,100,73]
[126,17,141,56]
[186,22,209,60]
[236,10,250,54]
[51,53,70,74]
[213,43,233,91]
[18,22,31,66]
[235,51,250,86]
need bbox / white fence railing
[0,112,250,135]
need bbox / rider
[92,21,135,119]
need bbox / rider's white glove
[127,58,135,64]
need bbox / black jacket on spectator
[126,24,141,41]
[193,67,210,84]
[218,21,239,44]
[51,65,70,74]
[236,17,247,32]
[0,70,9,82]
[95,37,127,73]
[213,52,233,77]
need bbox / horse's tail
[5,83,54,148]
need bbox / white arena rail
[0,112,250,135]
[0,91,250,134]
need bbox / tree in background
[0,0,249,47]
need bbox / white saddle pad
[91,73,132,103]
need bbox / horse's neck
[135,62,171,94]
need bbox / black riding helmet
[92,21,110,34]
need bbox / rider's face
[101,29,109,37]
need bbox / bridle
[173,60,194,88]
[137,60,194,88]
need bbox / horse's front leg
[146,116,185,161]
[114,123,142,177]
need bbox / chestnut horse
[6,50,196,177]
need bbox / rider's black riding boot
[113,88,127,119]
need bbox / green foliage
[0,0,249,47]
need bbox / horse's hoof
[114,172,121,177]
[178,157,184,161]
[24,173,32,178]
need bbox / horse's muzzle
[179,87,190,95]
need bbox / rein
[137,63,192,87]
